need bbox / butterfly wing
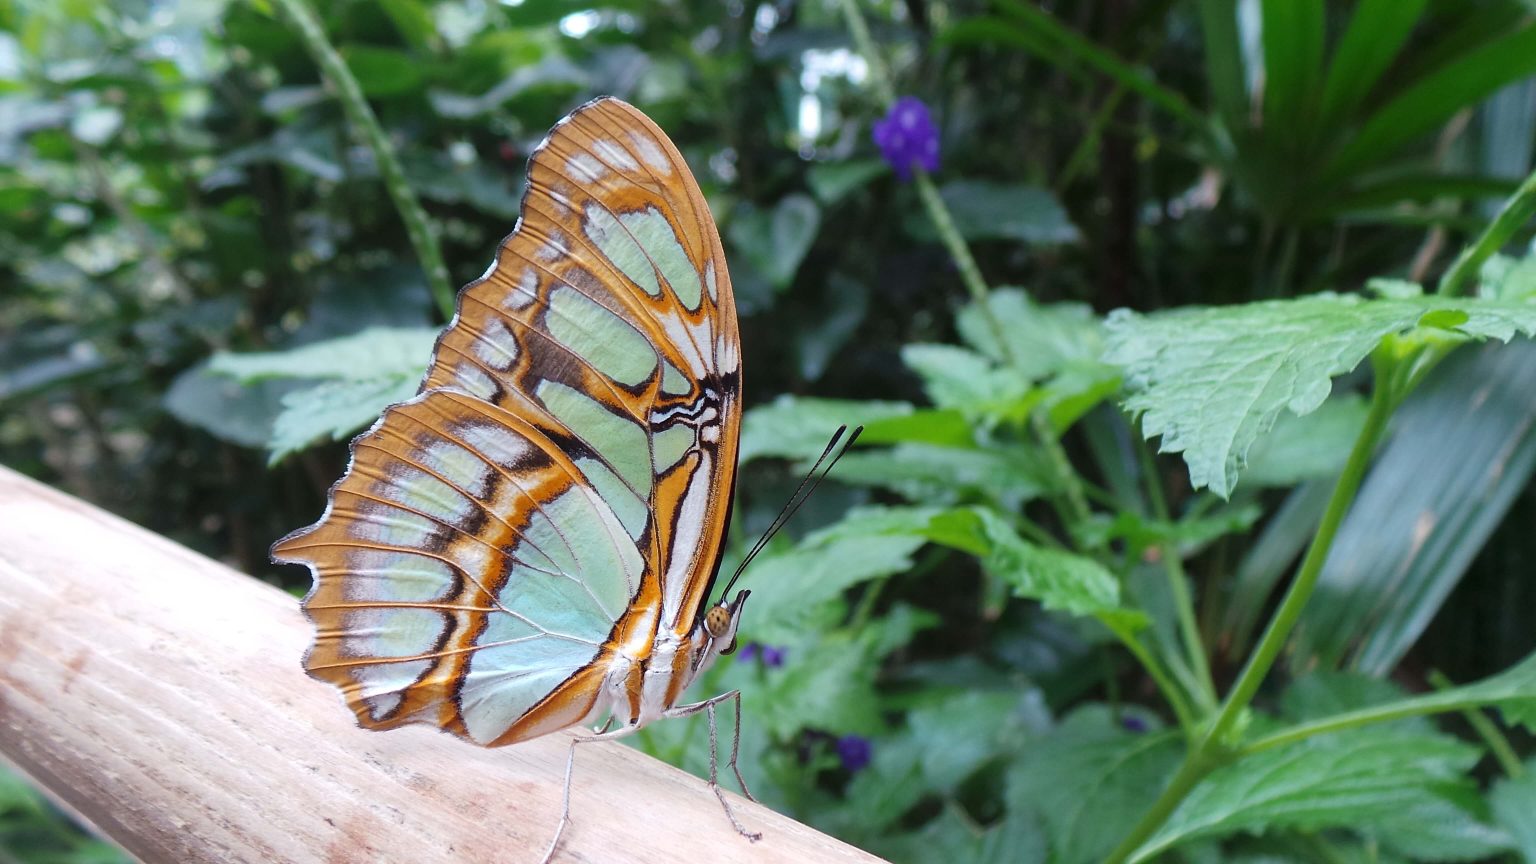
[273,97,741,746]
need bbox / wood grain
[0,466,887,864]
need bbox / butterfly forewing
[274,97,741,746]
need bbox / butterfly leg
[540,732,606,864]
[665,690,762,842]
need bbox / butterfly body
[274,97,746,752]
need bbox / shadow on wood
[0,466,888,864]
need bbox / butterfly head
[701,589,750,661]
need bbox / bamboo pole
[0,466,887,864]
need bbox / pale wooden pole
[0,466,888,864]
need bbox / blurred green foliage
[5,1,1536,862]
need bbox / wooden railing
[0,466,887,863]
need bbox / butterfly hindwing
[274,97,741,746]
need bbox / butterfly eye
[704,604,732,638]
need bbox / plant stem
[1202,359,1394,746]
[268,0,456,320]
[1432,671,1522,777]
[837,0,895,106]
[1110,627,1197,732]
[838,0,1092,530]
[1101,749,1220,864]
[1101,363,1398,864]
[1135,433,1217,712]
[1438,163,1536,297]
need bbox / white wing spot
[506,267,537,310]
[567,152,607,182]
[536,229,569,263]
[629,129,671,175]
[473,318,520,371]
[592,138,640,172]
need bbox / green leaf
[1076,505,1261,557]
[807,158,886,205]
[903,690,1041,792]
[958,288,1105,378]
[1317,0,1428,133]
[739,396,916,463]
[901,343,1033,413]
[744,530,925,643]
[1007,706,1182,864]
[830,443,1048,510]
[727,194,820,291]
[1197,0,1248,135]
[1105,292,1536,497]
[1482,252,1536,300]
[377,0,435,50]
[209,327,439,383]
[876,807,1047,864]
[1259,0,1324,155]
[1296,342,1536,673]
[1364,788,1512,863]
[762,630,885,736]
[1324,23,1536,184]
[341,45,424,97]
[1491,761,1536,863]
[926,507,1128,618]
[858,408,976,449]
[267,376,420,464]
[906,181,1079,245]
[1241,392,1369,487]
[163,364,289,448]
[1131,729,1484,862]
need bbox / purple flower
[735,642,786,668]
[835,734,872,773]
[1122,715,1149,733]
[872,96,940,181]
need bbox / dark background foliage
[5,1,1536,862]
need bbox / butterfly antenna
[721,425,864,598]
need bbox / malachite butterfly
[273,97,758,847]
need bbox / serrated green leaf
[209,327,439,383]
[927,507,1129,619]
[267,376,420,463]
[1491,761,1536,863]
[875,807,1048,864]
[1007,706,1182,864]
[1131,729,1484,862]
[1105,292,1536,497]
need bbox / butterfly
[272,97,761,859]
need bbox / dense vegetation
[5,1,1536,862]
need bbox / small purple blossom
[835,734,872,773]
[735,642,786,668]
[1122,715,1149,733]
[872,96,940,181]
